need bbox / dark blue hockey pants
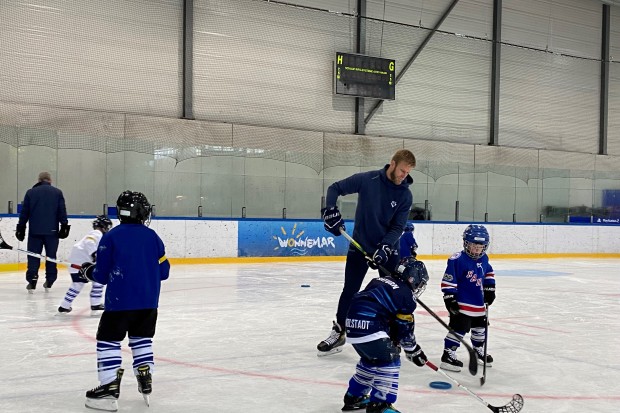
[26,234,59,286]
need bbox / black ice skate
[366,401,401,413]
[342,392,369,411]
[42,281,51,292]
[57,306,72,314]
[440,347,463,372]
[136,364,152,406]
[91,304,105,316]
[317,321,345,356]
[85,368,124,412]
[475,346,494,367]
[26,282,36,294]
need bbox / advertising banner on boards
[238,220,351,257]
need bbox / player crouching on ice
[440,224,495,372]
[79,191,170,411]
[342,258,429,413]
[57,215,113,315]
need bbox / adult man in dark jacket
[16,172,70,293]
[317,149,416,356]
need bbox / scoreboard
[334,52,395,100]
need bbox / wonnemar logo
[272,223,336,256]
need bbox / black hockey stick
[339,228,478,376]
[481,304,489,386]
[426,360,524,413]
[0,229,81,270]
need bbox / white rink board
[0,217,619,264]
[0,218,238,263]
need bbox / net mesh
[0,0,617,176]
[0,0,619,220]
[2,113,619,182]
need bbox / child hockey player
[79,191,170,412]
[342,258,429,413]
[57,215,112,315]
[440,224,495,372]
[399,222,418,259]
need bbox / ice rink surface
[1,258,619,413]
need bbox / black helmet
[116,191,151,224]
[396,257,429,297]
[92,215,113,232]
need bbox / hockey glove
[321,206,344,236]
[484,285,496,305]
[368,243,392,269]
[405,344,428,367]
[58,224,71,239]
[443,293,460,315]
[15,224,26,242]
[78,262,95,282]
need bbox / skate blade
[439,362,462,372]
[85,397,118,412]
[477,359,493,367]
[317,346,343,357]
[90,310,104,317]
[143,393,150,406]
[342,406,367,411]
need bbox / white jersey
[68,229,103,274]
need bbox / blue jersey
[325,165,413,253]
[399,231,418,258]
[440,251,495,317]
[91,223,170,311]
[345,276,418,351]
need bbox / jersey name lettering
[346,319,370,329]
[378,277,399,289]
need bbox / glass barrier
[1,120,620,223]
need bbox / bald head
[38,172,52,183]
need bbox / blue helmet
[404,222,414,232]
[462,224,490,259]
[396,257,429,297]
[92,215,113,232]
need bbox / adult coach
[16,171,70,293]
[317,149,416,356]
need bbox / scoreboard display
[334,52,395,100]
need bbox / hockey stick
[481,304,489,386]
[339,228,478,376]
[426,360,524,413]
[0,229,81,270]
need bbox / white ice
[0,258,619,412]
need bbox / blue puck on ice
[429,381,452,390]
[301,284,311,287]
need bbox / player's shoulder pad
[449,251,462,260]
